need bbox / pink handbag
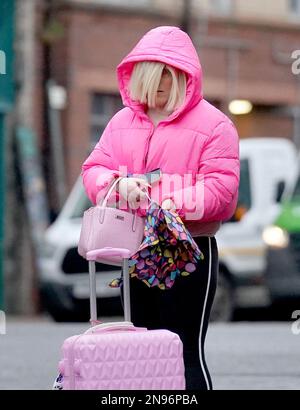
[78,176,145,266]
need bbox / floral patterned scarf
[109,201,204,290]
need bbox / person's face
[155,67,172,109]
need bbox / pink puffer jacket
[81,26,240,236]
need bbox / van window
[70,181,121,219]
[291,175,300,200]
[70,184,120,219]
[239,158,252,208]
[227,158,252,222]
[71,189,92,219]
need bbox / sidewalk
[0,318,299,390]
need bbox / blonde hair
[128,61,186,112]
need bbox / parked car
[39,137,298,322]
[262,156,300,306]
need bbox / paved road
[0,316,299,390]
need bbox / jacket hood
[117,26,203,118]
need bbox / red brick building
[33,0,300,215]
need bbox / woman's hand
[161,198,176,210]
[118,177,151,209]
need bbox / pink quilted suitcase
[58,247,186,390]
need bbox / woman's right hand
[117,177,151,209]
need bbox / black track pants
[120,236,219,390]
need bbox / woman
[81,26,240,390]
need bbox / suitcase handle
[86,247,132,260]
[84,321,147,335]
[88,248,132,325]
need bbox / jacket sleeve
[81,121,121,205]
[160,120,240,222]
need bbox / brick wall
[41,5,300,202]
[199,20,300,105]
[52,9,179,191]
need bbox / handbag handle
[99,175,148,207]
[97,176,124,224]
[100,175,156,208]
[97,176,138,225]
[98,175,157,219]
[97,176,123,208]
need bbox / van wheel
[210,272,234,322]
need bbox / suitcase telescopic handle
[86,247,132,326]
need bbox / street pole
[0,115,4,310]
[47,80,67,210]
[0,0,15,310]
[181,0,192,34]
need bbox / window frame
[90,92,123,144]
[82,0,151,8]
[289,0,300,17]
[210,0,233,16]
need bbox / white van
[212,137,298,320]
[38,138,298,322]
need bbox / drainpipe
[0,0,15,310]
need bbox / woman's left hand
[161,198,176,210]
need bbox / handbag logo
[115,215,124,221]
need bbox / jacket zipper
[143,114,172,171]
[143,124,155,171]
[142,104,184,171]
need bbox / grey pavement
[0,316,299,390]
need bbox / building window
[289,0,300,15]
[211,0,233,15]
[90,93,123,143]
[87,0,150,7]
